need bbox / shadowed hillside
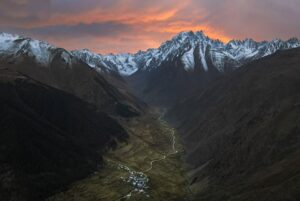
[167,48,300,201]
[0,68,128,201]
[0,36,145,117]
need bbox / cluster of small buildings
[118,164,150,195]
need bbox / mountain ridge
[1,31,299,76]
[2,31,298,107]
[73,31,300,75]
[0,32,145,117]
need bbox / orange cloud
[1,0,232,53]
[7,0,298,53]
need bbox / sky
[1,0,300,54]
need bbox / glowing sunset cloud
[0,0,299,53]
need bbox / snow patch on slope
[28,40,52,65]
[0,33,20,52]
[181,47,195,71]
[199,46,208,71]
[0,33,75,67]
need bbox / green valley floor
[47,110,190,201]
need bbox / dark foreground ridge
[0,67,128,201]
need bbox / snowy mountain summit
[73,31,300,75]
[0,32,74,67]
[0,31,299,76]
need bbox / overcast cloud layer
[1,0,300,53]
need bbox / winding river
[114,112,179,200]
[144,127,178,173]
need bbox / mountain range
[1,31,299,107]
[0,32,145,117]
[73,31,300,75]
[2,31,299,76]
[0,31,300,201]
[90,31,299,106]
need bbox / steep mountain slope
[2,32,299,107]
[0,67,128,201]
[72,49,138,76]
[167,48,300,201]
[0,33,144,117]
[127,50,220,107]
[127,32,300,107]
[73,31,299,107]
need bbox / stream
[114,113,179,201]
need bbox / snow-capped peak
[0,32,20,42]
[0,33,75,67]
[0,33,21,53]
[71,49,138,76]
[1,31,299,76]
[0,33,51,64]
